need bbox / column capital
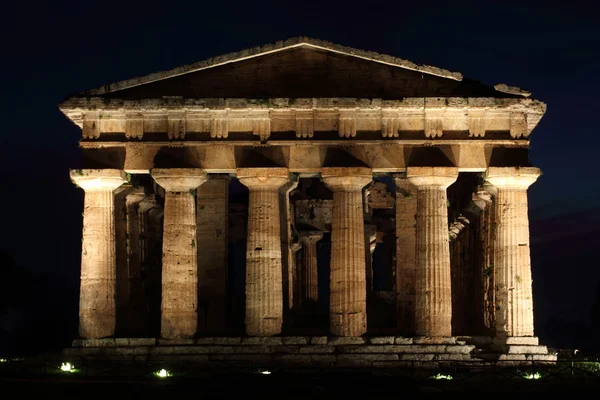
[125,189,146,204]
[406,167,458,189]
[151,168,206,192]
[236,167,289,188]
[299,231,323,244]
[138,194,159,213]
[321,167,372,191]
[485,167,541,189]
[70,169,127,191]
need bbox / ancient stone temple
[60,38,555,368]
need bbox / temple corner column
[151,168,207,339]
[70,169,128,339]
[485,166,541,347]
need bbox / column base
[492,336,539,346]
[65,335,559,369]
[490,336,552,357]
[161,312,197,339]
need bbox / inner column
[237,168,289,336]
[151,168,206,339]
[299,231,323,305]
[322,167,372,337]
[70,169,127,339]
[196,175,229,334]
[486,167,540,342]
[394,176,417,335]
[407,167,458,337]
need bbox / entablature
[60,97,546,141]
[79,141,530,175]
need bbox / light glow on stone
[524,372,542,380]
[60,362,76,373]
[431,373,453,380]
[154,368,171,378]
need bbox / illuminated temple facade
[60,38,555,366]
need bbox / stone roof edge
[59,97,546,134]
[74,37,464,97]
[59,96,546,112]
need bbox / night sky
[1,0,599,353]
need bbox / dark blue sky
[1,0,599,343]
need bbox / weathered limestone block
[310,336,328,345]
[241,337,284,345]
[338,109,357,138]
[294,109,314,138]
[327,336,368,346]
[299,231,323,304]
[337,354,399,367]
[504,345,548,354]
[167,112,186,139]
[283,336,310,345]
[270,345,300,354]
[322,167,372,336]
[294,199,333,230]
[395,337,414,345]
[196,175,229,333]
[151,168,207,339]
[125,113,144,139]
[381,110,400,138]
[237,168,289,336]
[468,109,486,137]
[370,336,395,345]
[413,336,457,345]
[486,167,540,339]
[213,337,242,345]
[367,181,394,209]
[407,167,458,337]
[70,169,128,338]
[395,177,417,335]
[210,112,229,138]
[252,117,271,141]
[299,346,335,354]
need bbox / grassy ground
[3,370,600,397]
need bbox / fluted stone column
[70,169,127,338]
[196,175,229,333]
[125,190,147,335]
[280,181,299,315]
[364,224,377,294]
[237,168,289,336]
[322,167,372,336]
[300,231,323,304]
[407,167,458,337]
[291,242,303,311]
[138,195,163,335]
[395,177,417,334]
[486,167,540,341]
[151,168,206,339]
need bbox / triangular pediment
[72,38,521,100]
